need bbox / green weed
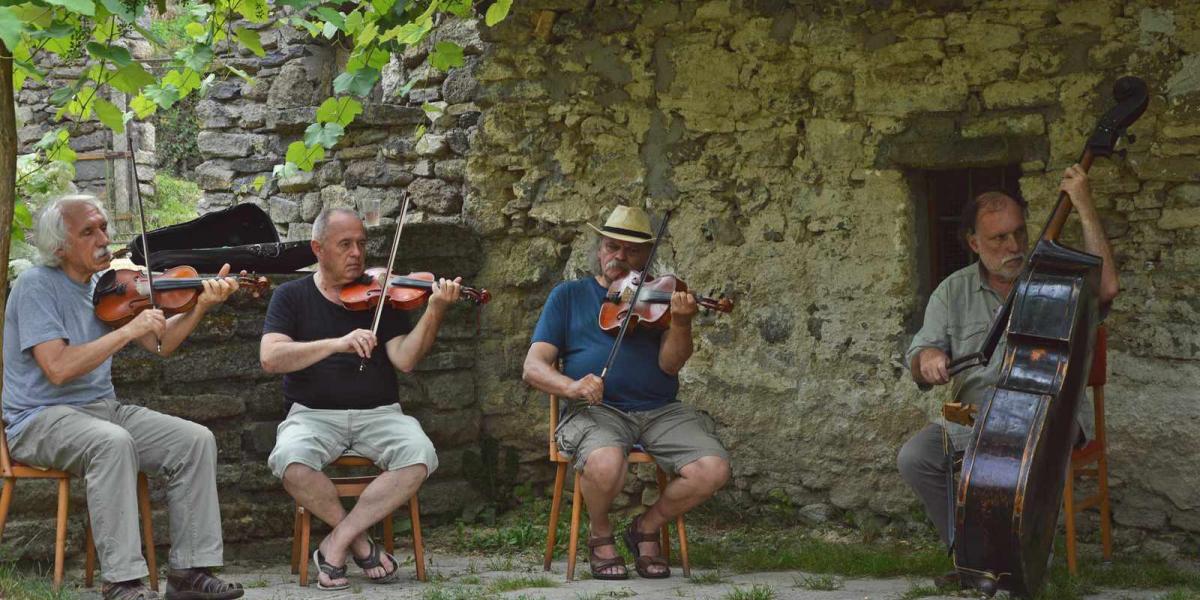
[486,575,559,593]
[793,573,842,590]
[722,584,776,600]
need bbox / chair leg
[85,514,95,588]
[383,510,395,557]
[299,507,310,587]
[1097,454,1114,561]
[0,478,13,540]
[291,504,301,574]
[566,470,583,582]
[1063,469,1078,576]
[137,474,158,592]
[655,468,671,564]
[544,462,567,571]
[53,478,69,591]
[676,513,690,577]
[410,497,426,582]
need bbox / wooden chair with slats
[0,420,157,591]
[1063,325,1114,575]
[541,393,691,581]
[289,454,426,586]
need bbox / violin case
[127,204,316,273]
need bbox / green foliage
[429,40,464,71]
[793,573,842,590]
[153,95,202,177]
[147,173,201,229]
[722,584,776,600]
[896,582,942,600]
[688,570,728,585]
[485,576,558,593]
[0,562,76,600]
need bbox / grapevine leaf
[235,27,265,57]
[429,41,463,72]
[332,67,379,97]
[485,0,512,26]
[316,97,363,127]
[303,122,344,149]
[109,63,155,94]
[93,96,125,133]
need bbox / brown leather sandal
[587,535,629,580]
[623,515,670,579]
[102,580,160,600]
[164,568,245,600]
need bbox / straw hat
[587,206,656,244]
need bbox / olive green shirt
[906,262,1006,449]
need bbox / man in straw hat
[523,206,731,580]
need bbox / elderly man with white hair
[2,195,243,600]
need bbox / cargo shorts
[555,402,729,475]
[268,402,438,478]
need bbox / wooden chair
[289,454,426,586]
[1063,325,1114,575]
[0,421,157,591]
[541,394,691,581]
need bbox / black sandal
[102,580,160,600]
[587,535,629,580]
[352,537,401,584]
[623,515,670,579]
[164,568,244,600]
[310,549,350,591]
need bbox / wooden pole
[0,42,18,368]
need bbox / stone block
[269,197,301,223]
[344,160,415,187]
[414,346,474,372]
[163,342,262,382]
[278,171,315,193]
[288,222,313,242]
[1130,156,1200,183]
[411,408,481,447]
[197,132,260,159]
[134,394,246,423]
[239,104,268,129]
[302,192,322,220]
[415,134,449,157]
[243,421,279,457]
[1158,208,1200,230]
[321,185,353,210]
[264,107,318,132]
[408,178,462,215]
[267,63,316,108]
[415,371,477,410]
[435,159,466,182]
[442,63,479,104]
[961,114,1045,139]
[197,99,235,128]
[981,79,1057,109]
[417,480,485,518]
[358,104,426,126]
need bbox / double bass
[946,76,1148,597]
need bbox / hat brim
[588,223,656,244]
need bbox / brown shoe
[164,568,244,600]
[587,535,629,580]
[102,580,160,600]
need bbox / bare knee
[282,462,321,489]
[581,447,626,486]
[681,456,731,495]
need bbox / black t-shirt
[263,275,413,411]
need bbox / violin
[598,270,733,332]
[93,266,270,327]
[339,267,491,311]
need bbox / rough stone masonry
[6,0,1199,564]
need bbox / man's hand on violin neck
[125,309,167,342]
[916,348,951,385]
[669,291,698,324]
[339,328,378,358]
[196,264,239,310]
[429,277,464,310]
[568,374,604,405]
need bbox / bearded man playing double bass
[2,195,242,600]
[898,165,1120,586]
[522,206,730,581]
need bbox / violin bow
[599,211,671,380]
[361,192,410,372]
[127,129,160,353]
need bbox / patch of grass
[897,582,942,600]
[486,575,559,593]
[722,584,776,600]
[0,563,74,600]
[241,577,271,588]
[793,573,842,590]
[422,585,497,600]
[1157,589,1200,600]
[688,526,950,577]
[575,588,638,600]
[460,574,482,585]
[689,570,728,585]
[484,555,515,572]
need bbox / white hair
[311,207,360,243]
[36,194,108,267]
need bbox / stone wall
[7,0,1200,564]
[468,0,1200,556]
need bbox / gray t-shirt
[2,266,115,438]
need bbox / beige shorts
[555,402,729,475]
[268,403,438,479]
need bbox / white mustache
[604,259,631,271]
[94,248,112,260]
[1002,254,1025,265]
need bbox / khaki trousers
[9,399,224,583]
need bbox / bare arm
[1062,164,1120,305]
[384,278,462,373]
[32,308,165,386]
[658,291,697,375]
[522,342,604,404]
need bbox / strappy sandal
[102,580,160,600]
[352,537,401,584]
[164,568,244,600]
[623,515,670,579]
[310,549,350,591]
[586,535,629,580]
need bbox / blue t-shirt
[2,266,116,438]
[531,278,678,412]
